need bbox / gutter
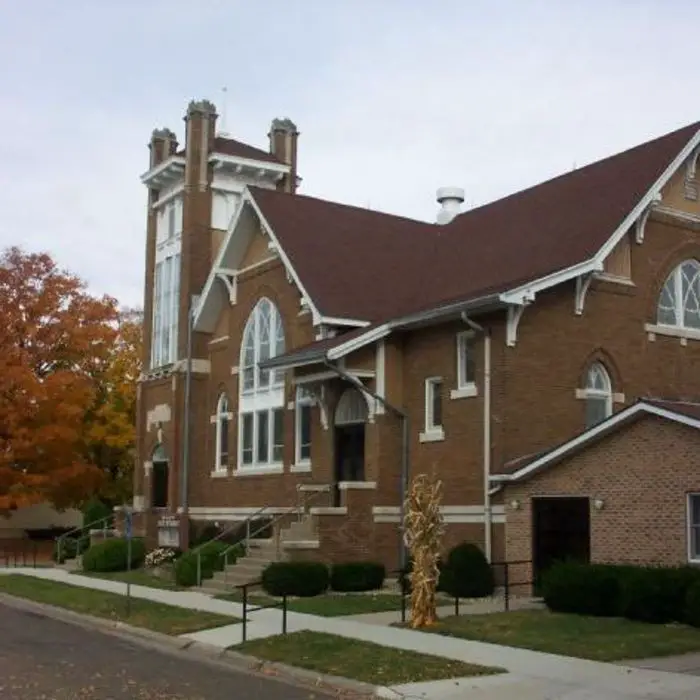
[460,312,493,563]
[321,359,410,571]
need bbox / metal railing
[238,579,288,643]
[192,485,327,587]
[55,514,116,564]
[1,540,39,568]
[397,559,533,623]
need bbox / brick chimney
[269,117,299,194]
[148,128,178,169]
[184,99,218,192]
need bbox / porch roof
[493,398,700,485]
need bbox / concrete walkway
[4,567,700,699]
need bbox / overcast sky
[2,0,700,308]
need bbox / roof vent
[436,187,465,225]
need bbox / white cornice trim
[327,324,392,361]
[499,127,700,307]
[492,400,700,484]
[151,184,185,210]
[652,204,700,227]
[209,153,290,176]
[140,156,186,188]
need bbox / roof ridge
[248,184,434,228]
[450,120,700,224]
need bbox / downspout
[180,295,195,516]
[321,359,410,571]
[461,312,493,563]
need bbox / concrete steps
[198,516,319,594]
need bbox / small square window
[425,378,443,432]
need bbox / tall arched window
[214,393,230,472]
[239,298,286,469]
[657,259,700,330]
[583,362,613,428]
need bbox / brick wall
[504,416,700,583]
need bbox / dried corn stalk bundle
[403,472,445,628]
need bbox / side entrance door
[532,496,590,592]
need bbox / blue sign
[124,510,133,540]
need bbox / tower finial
[219,87,230,137]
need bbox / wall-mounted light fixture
[510,499,521,511]
[593,498,605,511]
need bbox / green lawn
[75,569,181,590]
[413,610,700,662]
[233,630,502,685]
[0,574,236,636]
[217,591,409,617]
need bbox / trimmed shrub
[330,562,386,592]
[173,541,242,588]
[685,580,700,627]
[53,534,91,563]
[440,542,494,599]
[82,538,145,573]
[82,498,112,529]
[542,562,626,617]
[621,566,700,624]
[262,562,329,597]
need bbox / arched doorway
[333,388,368,505]
[151,444,169,509]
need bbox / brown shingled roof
[212,136,283,165]
[176,136,283,165]
[250,121,700,322]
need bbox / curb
[0,592,385,698]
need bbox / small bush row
[82,538,146,572]
[174,541,244,587]
[542,561,700,626]
[261,560,387,597]
[399,542,495,599]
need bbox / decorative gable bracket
[506,303,527,347]
[215,268,237,304]
[574,272,595,316]
[685,146,700,201]
[634,193,662,244]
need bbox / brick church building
[132,98,700,580]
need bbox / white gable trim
[492,401,700,484]
[500,127,700,307]
[244,189,326,325]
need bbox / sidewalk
[4,567,700,699]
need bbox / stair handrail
[55,513,116,564]
[220,486,327,572]
[191,484,327,586]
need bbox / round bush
[685,580,700,627]
[174,553,199,587]
[330,562,386,592]
[542,562,625,617]
[262,561,329,597]
[82,538,145,573]
[440,542,494,599]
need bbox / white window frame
[213,393,232,474]
[451,331,478,399]
[237,298,286,471]
[581,362,613,429]
[420,377,445,443]
[688,494,700,564]
[294,386,314,469]
[656,259,700,333]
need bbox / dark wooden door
[333,424,365,506]
[532,497,590,591]
[152,460,169,509]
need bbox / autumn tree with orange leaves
[0,247,140,511]
[86,309,142,502]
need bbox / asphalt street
[0,602,334,699]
